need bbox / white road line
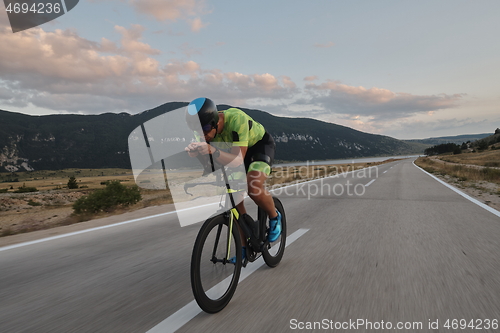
[383,170,388,174]
[365,179,376,187]
[146,228,310,333]
[0,200,237,253]
[1,162,384,252]
[0,211,176,252]
[413,161,500,218]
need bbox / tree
[477,140,489,151]
[424,143,461,156]
[67,176,79,189]
[495,128,500,135]
[453,146,462,154]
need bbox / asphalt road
[1,159,500,333]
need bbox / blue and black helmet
[186,97,219,132]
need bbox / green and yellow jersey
[212,108,266,148]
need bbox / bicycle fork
[209,209,239,265]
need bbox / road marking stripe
[0,201,233,252]
[413,161,500,218]
[383,170,388,174]
[365,179,376,187]
[1,160,389,252]
[146,228,310,333]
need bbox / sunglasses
[201,124,213,134]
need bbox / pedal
[246,248,260,263]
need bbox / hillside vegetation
[1,102,424,172]
[415,132,500,203]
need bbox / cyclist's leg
[244,132,277,219]
[247,170,277,219]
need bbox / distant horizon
[1,103,494,142]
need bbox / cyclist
[184,97,282,253]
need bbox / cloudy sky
[1,1,499,139]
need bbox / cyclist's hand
[195,143,212,155]
[186,142,215,156]
[185,143,201,157]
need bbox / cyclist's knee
[247,161,271,176]
[247,171,267,199]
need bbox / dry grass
[0,168,135,192]
[439,148,500,168]
[0,188,174,237]
[415,157,500,184]
[0,167,174,237]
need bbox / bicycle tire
[190,214,242,313]
[262,197,287,267]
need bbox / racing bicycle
[188,162,287,313]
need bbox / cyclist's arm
[197,144,246,167]
[224,145,246,167]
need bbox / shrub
[67,176,79,189]
[14,184,38,193]
[73,181,141,214]
[477,140,489,151]
[0,188,8,193]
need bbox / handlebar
[183,180,247,196]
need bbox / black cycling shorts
[244,132,275,175]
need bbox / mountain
[0,102,424,172]
[471,130,500,149]
[218,105,424,162]
[405,133,492,146]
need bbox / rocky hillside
[0,102,424,172]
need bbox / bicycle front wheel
[191,214,242,313]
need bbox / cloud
[302,81,465,120]
[0,13,466,125]
[114,24,160,55]
[129,0,208,25]
[87,0,209,31]
[0,23,296,113]
[314,41,334,48]
[0,23,160,83]
[189,17,207,32]
[304,76,318,82]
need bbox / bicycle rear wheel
[191,214,242,313]
[261,197,287,267]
